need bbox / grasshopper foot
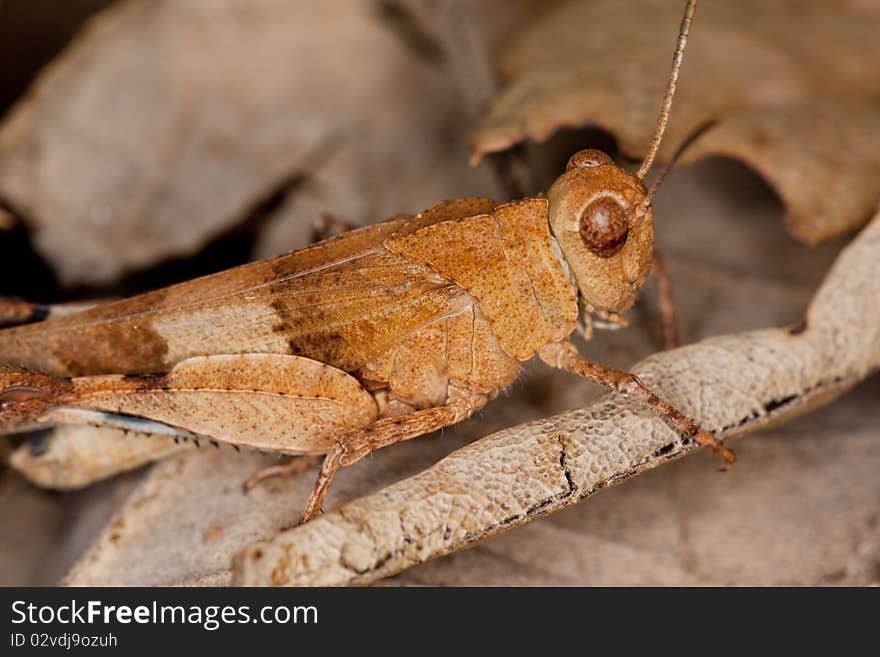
[693,429,736,470]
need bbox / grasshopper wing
[0,201,499,379]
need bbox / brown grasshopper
[0,0,731,523]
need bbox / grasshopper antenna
[634,117,716,217]
[635,0,697,182]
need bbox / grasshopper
[0,0,731,523]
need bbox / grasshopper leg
[311,213,358,242]
[299,447,344,524]
[650,250,679,350]
[242,454,324,491]
[539,341,735,468]
[298,395,485,524]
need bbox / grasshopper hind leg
[301,395,485,524]
[247,391,487,525]
[242,454,323,491]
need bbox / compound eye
[566,149,613,171]
[578,197,629,257]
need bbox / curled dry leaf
[681,95,880,243]
[472,0,880,243]
[233,208,880,586]
[0,0,528,285]
[10,424,191,491]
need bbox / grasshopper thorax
[547,149,654,320]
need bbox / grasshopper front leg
[650,250,679,350]
[539,341,735,467]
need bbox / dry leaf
[0,467,136,585]
[387,394,880,586]
[472,0,880,243]
[681,95,880,243]
[0,0,526,285]
[10,424,190,491]
[0,471,67,585]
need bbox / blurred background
[0,0,115,300]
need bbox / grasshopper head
[545,0,699,322]
[547,150,653,319]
